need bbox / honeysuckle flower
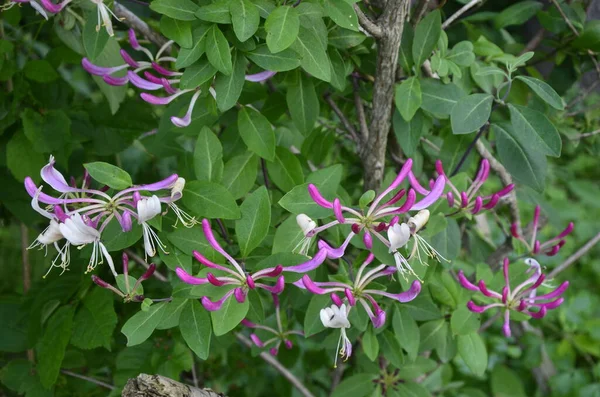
[175,219,287,311]
[320,303,352,367]
[434,159,514,215]
[89,0,123,36]
[241,294,303,356]
[298,159,445,268]
[298,253,421,329]
[294,214,317,256]
[245,70,277,82]
[510,205,574,256]
[0,0,68,20]
[92,252,156,302]
[25,156,192,275]
[458,257,569,337]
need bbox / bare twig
[353,4,383,38]
[479,311,502,333]
[113,1,170,47]
[521,29,546,54]
[450,122,490,177]
[61,370,115,390]
[412,0,432,26]
[236,333,316,397]
[566,78,600,109]
[324,93,360,143]
[569,128,600,140]
[215,218,232,245]
[124,249,168,282]
[442,0,483,29]
[352,74,369,142]
[548,231,600,278]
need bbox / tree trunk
[122,374,225,397]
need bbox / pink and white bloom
[241,294,303,356]
[89,0,121,36]
[320,303,352,367]
[434,159,514,215]
[25,156,191,276]
[458,257,569,337]
[510,205,574,256]
[298,159,445,267]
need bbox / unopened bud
[140,264,156,281]
[92,275,110,288]
[408,210,430,233]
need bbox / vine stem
[441,0,483,29]
[124,249,168,282]
[61,370,115,390]
[548,231,600,278]
[236,333,316,397]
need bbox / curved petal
[364,280,422,303]
[283,248,327,273]
[175,267,209,285]
[411,176,445,211]
[201,289,235,311]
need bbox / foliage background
[1,0,600,396]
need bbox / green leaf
[84,161,132,189]
[21,109,71,153]
[418,319,447,352]
[265,6,299,53]
[286,72,319,134]
[266,147,304,192]
[175,24,210,68]
[493,123,547,192]
[362,327,380,361]
[393,109,423,157]
[150,0,199,20]
[179,300,212,359]
[491,365,527,397]
[412,10,441,67]
[235,186,271,257]
[246,291,265,323]
[157,298,188,330]
[304,294,330,336]
[390,383,432,397]
[291,27,331,82]
[247,44,301,72]
[331,374,378,397]
[381,331,405,368]
[457,333,488,376]
[402,293,443,321]
[222,152,259,199]
[450,306,481,336]
[160,17,193,48]
[328,27,366,49]
[121,302,167,346]
[399,23,414,73]
[237,106,276,160]
[23,60,58,83]
[393,307,420,361]
[450,93,493,135]
[37,306,75,388]
[272,215,304,254]
[182,180,241,219]
[508,104,561,157]
[395,76,422,121]
[326,0,359,32]
[515,76,564,110]
[573,20,600,52]
[83,20,109,61]
[446,41,475,67]
[194,126,224,182]
[71,289,117,350]
[211,295,249,336]
[206,25,233,75]
[329,48,348,91]
[180,61,218,89]
[495,1,543,29]
[102,219,142,251]
[6,134,46,182]
[214,50,246,111]
[230,0,260,42]
[196,0,231,23]
[167,226,223,262]
[420,78,465,115]
[430,217,461,260]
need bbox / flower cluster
[241,294,303,356]
[510,205,574,256]
[434,159,514,214]
[25,156,195,277]
[82,30,275,128]
[458,258,568,337]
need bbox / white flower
[36,219,64,245]
[137,196,168,259]
[408,210,430,233]
[168,178,197,228]
[294,214,317,256]
[388,222,410,252]
[58,213,116,277]
[320,304,353,367]
[89,0,121,36]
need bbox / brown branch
[441,0,484,29]
[61,370,115,390]
[521,29,546,55]
[236,333,316,397]
[362,0,410,190]
[353,4,383,38]
[352,74,369,142]
[548,231,600,278]
[412,0,432,26]
[113,1,170,48]
[569,128,600,140]
[122,373,224,397]
[124,249,169,282]
[324,93,360,143]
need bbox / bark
[361,0,410,190]
[122,374,225,397]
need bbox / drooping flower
[241,294,303,356]
[89,0,122,36]
[434,159,514,214]
[297,159,445,272]
[457,257,568,337]
[320,303,353,367]
[510,205,574,256]
[25,156,192,276]
[298,253,421,330]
